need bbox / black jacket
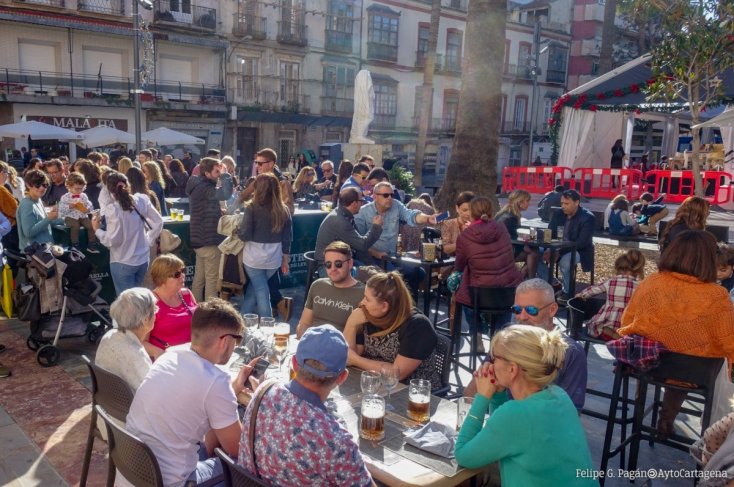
[550,206,595,271]
[186,173,233,248]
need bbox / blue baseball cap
[296,325,348,378]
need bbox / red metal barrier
[571,168,645,200]
[642,170,733,205]
[502,166,574,194]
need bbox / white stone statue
[350,70,375,144]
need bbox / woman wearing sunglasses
[17,169,62,250]
[344,271,441,390]
[455,324,595,486]
[143,254,198,359]
[292,166,318,199]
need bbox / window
[518,42,532,79]
[323,64,355,114]
[373,81,397,128]
[445,30,462,72]
[416,24,430,66]
[542,98,554,132]
[413,86,434,127]
[513,96,527,130]
[280,61,299,104]
[18,41,59,73]
[546,47,567,83]
[367,10,399,61]
[159,56,193,83]
[327,0,353,33]
[443,90,459,130]
[236,56,259,102]
[279,130,296,164]
[82,48,124,78]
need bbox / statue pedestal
[342,143,384,168]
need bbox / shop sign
[27,116,128,131]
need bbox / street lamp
[133,0,153,152]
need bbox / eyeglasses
[35,183,49,189]
[510,302,554,317]
[374,193,393,198]
[487,353,507,365]
[324,259,351,269]
[255,160,270,166]
[170,269,185,279]
[220,333,244,345]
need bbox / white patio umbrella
[142,127,205,146]
[0,120,84,141]
[78,125,135,148]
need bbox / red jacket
[454,219,523,306]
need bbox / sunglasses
[220,333,244,345]
[510,302,554,317]
[170,269,185,279]
[36,183,49,189]
[255,160,270,166]
[374,193,393,199]
[324,259,350,269]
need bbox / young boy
[58,173,99,253]
[632,192,668,236]
[716,243,734,291]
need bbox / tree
[413,0,442,188]
[598,0,617,74]
[641,0,734,196]
[435,0,506,210]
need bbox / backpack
[608,210,633,236]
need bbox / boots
[656,388,688,440]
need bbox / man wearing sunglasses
[126,299,258,487]
[315,160,337,199]
[297,241,365,337]
[463,279,587,410]
[340,162,371,200]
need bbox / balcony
[546,69,566,84]
[442,0,467,11]
[325,30,353,53]
[372,114,396,130]
[321,96,353,117]
[153,0,217,31]
[503,63,533,80]
[368,42,398,62]
[0,67,225,105]
[14,0,64,7]
[78,0,125,15]
[411,116,457,133]
[442,54,461,74]
[228,75,310,113]
[277,21,308,46]
[232,14,267,39]
[501,121,531,133]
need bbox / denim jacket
[354,200,419,254]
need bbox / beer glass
[360,394,386,441]
[407,379,431,423]
[259,317,275,335]
[273,324,290,374]
[456,396,474,430]
[243,314,259,329]
[361,370,381,395]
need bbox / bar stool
[599,352,724,486]
[303,251,319,292]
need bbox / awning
[237,112,352,127]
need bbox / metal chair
[431,333,453,397]
[303,250,319,292]
[80,355,136,487]
[215,447,270,487]
[96,404,164,487]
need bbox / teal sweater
[455,385,596,487]
[17,197,61,250]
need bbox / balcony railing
[277,21,308,46]
[14,0,65,7]
[503,63,533,80]
[501,121,531,133]
[232,14,267,39]
[442,54,461,73]
[325,30,353,53]
[321,96,354,117]
[367,42,398,62]
[546,69,566,84]
[154,0,217,31]
[372,114,396,129]
[416,0,467,12]
[0,67,225,104]
[228,75,310,113]
[412,116,457,133]
[78,0,125,15]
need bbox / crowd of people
[1,145,733,486]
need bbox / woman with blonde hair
[117,157,134,176]
[237,173,292,317]
[143,161,169,216]
[6,166,25,201]
[496,189,539,277]
[344,271,440,389]
[659,195,710,251]
[292,166,318,199]
[455,324,595,485]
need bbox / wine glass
[381,365,400,410]
[361,370,381,395]
[273,338,289,376]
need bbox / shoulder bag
[248,379,279,480]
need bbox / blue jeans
[186,443,224,487]
[109,261,148,295]
[537,250,580,296]
[241,266,278,317]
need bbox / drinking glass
[361,370,381,395]
[407,379,431,423]
[243,314,259,329]
[259,317,275,336]
[360,394,386,441]
[381,365,400,410]
[456,396,474,430]
[273,336,289,375]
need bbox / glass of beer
[274,323,290,348]
[360,394,386,441]
[407,379,431,423]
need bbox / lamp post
[528,21,541,166]
[132,0,153,153]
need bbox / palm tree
[598,0,617,74]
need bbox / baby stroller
[10,244,112,367]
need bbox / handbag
[158,229,182,253]
[14,285,41,322]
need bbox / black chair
[599,353,724,485]
[431,333,453,397]
[215,447,270,487]
[421,227,441,242]
[303,251,319,292]
[96,404,164,487]
[80,355,136,487]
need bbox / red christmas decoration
[590,105,598,112]
[596,92,606,100]
[548,118,556,126]
[630,84,640,93]
[614,89,624,97]
[573,100,583,109]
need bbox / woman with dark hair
[143,162,169,216]
[74,159,104,209]
[441,191,475,256]
[92,171,163,293]
[154,159,177,198]
[344,271,440,389]
[610,139,625,169]
[17,169,62,249]
[237,173,292,317]
[659,195,710,251]
[331,160,354,205]
[168,159,189,198]
[126,167,161,213]
[619,230,734,439]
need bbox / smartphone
[251,357,271,379]
[435,211,450,223]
